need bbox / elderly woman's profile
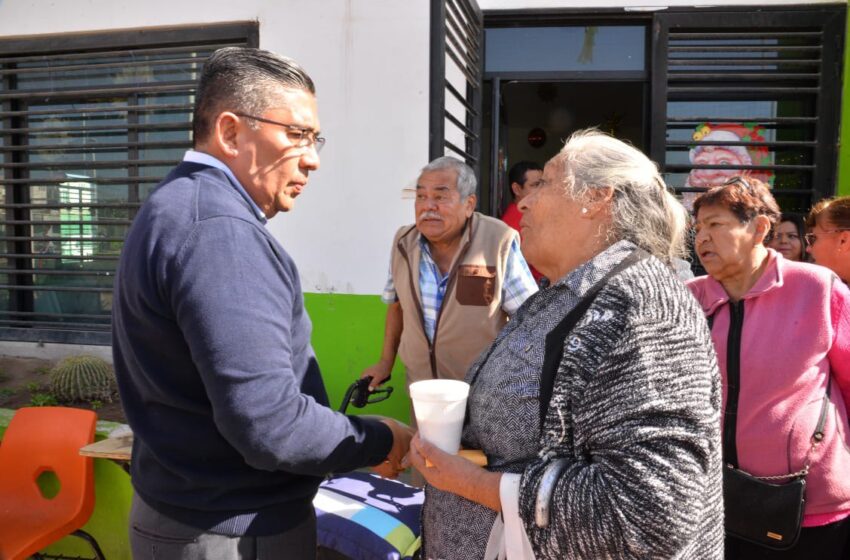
[407,129,723,559]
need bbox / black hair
[192,47,315,145]
[776,211,807,261]
[507,161,543,199]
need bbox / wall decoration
[682,122,774,209]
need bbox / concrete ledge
[0,341,113,363]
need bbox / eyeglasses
[234,112,326,153]
[804,229,850,245]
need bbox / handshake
[373,417,415,479]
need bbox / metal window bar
[0,42,242,65]
[0,310,110,320]
[430,0,483,173]
[0,102,194,118]
[0,81,199,100]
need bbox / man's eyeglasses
[804,229,850,245]
[234,112,326,153]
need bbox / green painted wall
[304,292,410,424]
[838,3,850,197]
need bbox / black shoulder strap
[539,248,649,429]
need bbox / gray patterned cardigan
[517,249,724,559]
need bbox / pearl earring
[581,208,588,214]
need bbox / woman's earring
[581,208,588,214]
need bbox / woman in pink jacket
[688,177,850,559]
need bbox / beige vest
[391,212,518,388]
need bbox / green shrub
[50,355,117,404]
[26,381,41,393]
[30,392,58,407]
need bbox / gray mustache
[418,211,443,220]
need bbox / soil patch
[0,355,126,423]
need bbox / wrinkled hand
[406,433,478,492]
[406,433,503,511]
[360,361,393,391]
[371,417,414,479]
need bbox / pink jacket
[688,250,850,522]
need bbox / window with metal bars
[650,7,845,212]
[0,22,258,344]
[430,0,484,174]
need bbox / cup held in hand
[409,379,470,455]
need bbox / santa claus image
[682,123,772,209]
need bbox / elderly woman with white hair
[407,130,723,559]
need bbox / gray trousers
[129,491,317,560]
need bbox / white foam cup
[409,379,470,455]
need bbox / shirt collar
[553,240,638,298]
[182,150,267,224]
[694,248,784,316]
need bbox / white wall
[0,0,430,295]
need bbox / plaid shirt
[382,235,537,343]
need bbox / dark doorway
[485,80,645,216]
[480,23,650,217]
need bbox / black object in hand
[339,377,394,413]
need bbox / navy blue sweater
[112,162,392,535]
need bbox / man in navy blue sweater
[112,47,412,559]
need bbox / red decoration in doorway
[528,128,546,148]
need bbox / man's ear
[214,112,241,159]
[511,182,523,199]
[464,194,477,216]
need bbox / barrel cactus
[50,355,117,403]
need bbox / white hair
[420,156,477,198]
[551,129,687,263]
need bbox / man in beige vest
[361,156,538,411]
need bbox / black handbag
[723,464,806,549]
[721,378,831,550]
